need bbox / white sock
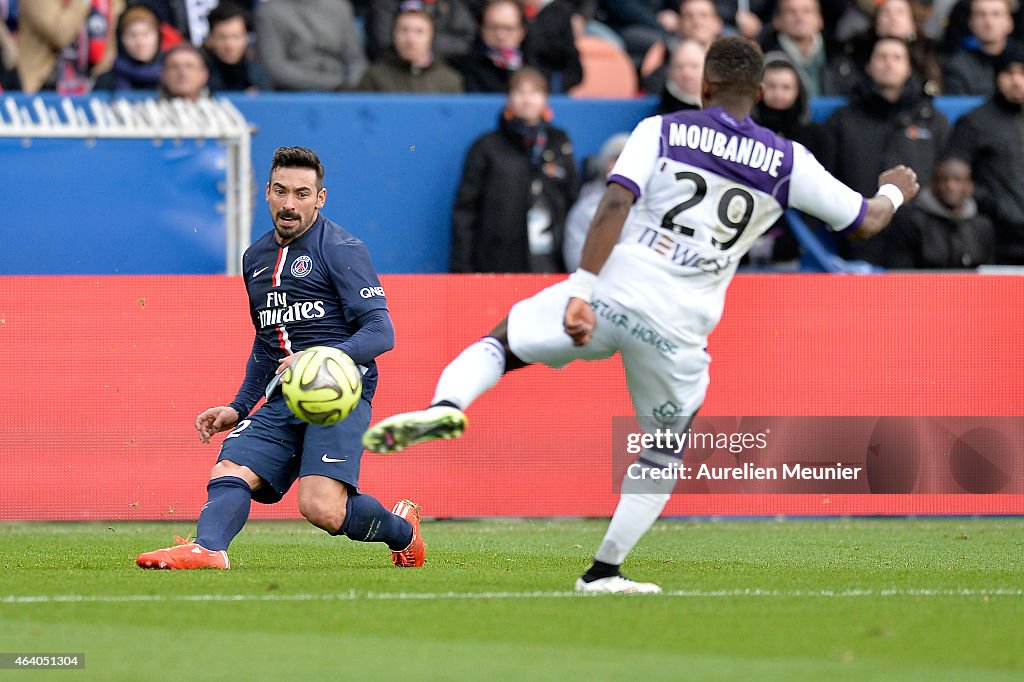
[593,465,676,566]
[430,337,506,410]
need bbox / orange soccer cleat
[135,535,231,570]
[390,500,426,568]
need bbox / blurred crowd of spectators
[0,0,1021,268]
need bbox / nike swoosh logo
[253,266,269,278]
[322,455,347,463]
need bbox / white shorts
[507,278,711,435]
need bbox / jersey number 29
[660,171,755,250]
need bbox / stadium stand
[568,34,638,98]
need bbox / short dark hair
[270,146,325,189]
[703,36,764,97]
[207,1,252,33]
[870,35,911,58]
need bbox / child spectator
[451,66,579,272]
[96,4,163,91]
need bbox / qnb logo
[360,286,385,299]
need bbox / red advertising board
[1,274,1022,520]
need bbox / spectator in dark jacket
[95,4,164,91]
[947,44,1024,263]
[655,38,704,113]
[939,0,1024,55]
[521,0,583,93]
[760,0,846,96]
[883,157,995,268]
[752,55,827,156]
[943,0,1017,96]
[830,0,944,95]
[201,1,271,92]
[365,0,478,61]
[600,0,679,66]
[453,0,528,92]
[359,6,463,92]
[451,66,579,273]
[823,37,950,263]
[454,0,580,92]
[750,56,828,262]
[642,0,722,94]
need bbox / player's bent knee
[210,459,262,490]
[298,496,345,534]
[486,319,528,372]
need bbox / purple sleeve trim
[839,198,868,232]
[608,173,641,199]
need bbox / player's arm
[848,166,920,240]
[196,337,276,443]
[564,115,661,345]
[326,241,395,364]
[564,184,636,345]
[335,308,395,365]
[786,144,919,240]
[578,183,636,275]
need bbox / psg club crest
[290,255,313,278]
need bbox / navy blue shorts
[217,395,370,504]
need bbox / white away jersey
[598,107,867,345]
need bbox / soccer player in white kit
[364,37,920,593]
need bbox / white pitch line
[1,588,1022,605]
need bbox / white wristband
[876,183,905,212]
[564,269,598,302]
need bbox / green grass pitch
[1,518,1022,680]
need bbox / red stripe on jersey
[272,246,288,287]
[276,325,292,354]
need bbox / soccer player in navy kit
[137,146,425,570]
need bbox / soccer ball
[281,346,362,426]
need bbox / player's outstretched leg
[136,473,252,570]
[320,488,426,568]
[574,459,677,594]
[361,403,467,454]
[363,334,516,453]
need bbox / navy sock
[337,493,413,551]
[195,476,252,552]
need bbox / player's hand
[878,165,920,204]
[195,406,240,444]
[564,297,595,346]
[275,351,302,375]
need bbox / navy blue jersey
[233,214,389,410]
